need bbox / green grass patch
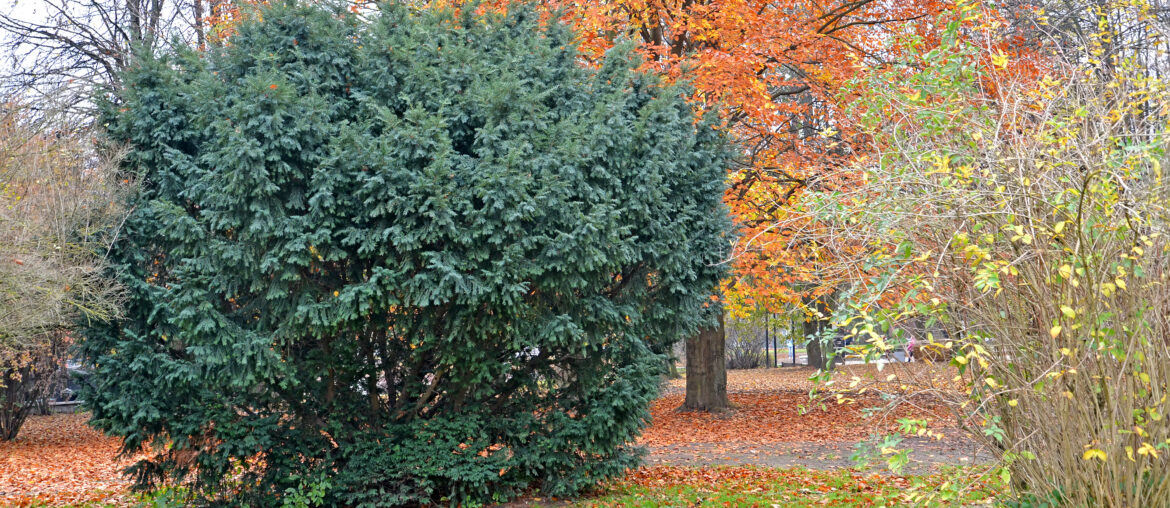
[568,465,1000,507]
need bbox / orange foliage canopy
[549,0,951,317]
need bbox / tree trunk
[806,328,828,370]
[194,0,206,50]
[683,311,728,411]
[803,295,834,371]
[1,338,67,441]
[128,0,143,42]
[665,355,681,379]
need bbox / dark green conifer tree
[83,2,732,504]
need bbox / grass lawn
[123,466,997,507]
[560,465,999,507]
[12,466,999,507]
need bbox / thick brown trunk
[803,294,834,370]
[805,328,828,370]
[683,312,728,411]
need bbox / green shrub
[81,1,732,505]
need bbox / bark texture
[803,294,835,370]
[683,312,729,411]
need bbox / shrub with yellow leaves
[832,0,1170,504]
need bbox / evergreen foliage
[82,1,732,505]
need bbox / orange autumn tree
[546,0,949,403]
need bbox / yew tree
[81,1,732,505]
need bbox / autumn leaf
[991,50,1009,68]
[0,414,141,506]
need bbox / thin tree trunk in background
[772,313,779,368]
[665,355,681,379]
[127,0,142,41]
[193,0,206,49]
[148,0,164,40]
[683,311,728,411]
[764,313,770,368]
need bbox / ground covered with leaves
[642,391,945,446]
[0,413,137,506]
[1,366,984,506]
[646,365,979,472]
